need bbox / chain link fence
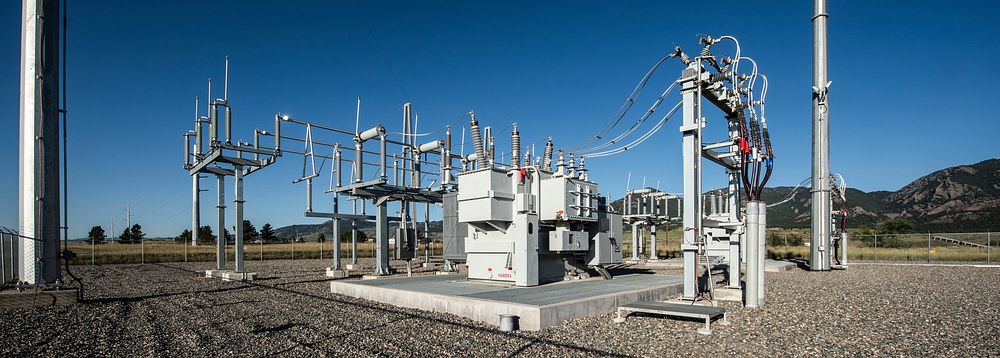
[66,235,444,266]
[769,231,995,264]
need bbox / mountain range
[761,158,1000,230]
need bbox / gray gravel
[2,259,998,357]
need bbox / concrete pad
[205,270,256,281]
[326,268,349,278]
[205,269,232,278]
[765,260,797,272]
[361,274,387,280]
[221,272,257,282]
[436,271,459,275]
[711,287,743,302]
[345,264,361,271]
[331,273,683,331]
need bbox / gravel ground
[1,259,998,357]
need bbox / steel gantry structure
[672,35,774,306]
[267,101,458,277]
[184,58,280,280]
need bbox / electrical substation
[173,30,806,332]
[8,0,876,340]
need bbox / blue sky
[2,1,998,238]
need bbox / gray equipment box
[539,176,597,222]
[457,169,514,223]
[396,227,416,260]
[549,228,589,252]
[442,192,468,261]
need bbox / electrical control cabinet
[549,228,589,252]
[395,228,416,260]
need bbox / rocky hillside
[612,158,999,230]
[762,158,1000,230]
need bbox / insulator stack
[511,125,521,169]
[470,116,488,168]
[542,137,554,170]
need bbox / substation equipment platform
[331,273,682,331]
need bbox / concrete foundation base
[436,271,458,275]
[205,270,257,282]
[711,287,743,302]
[345,264,361,271]
[326,268,349,278]
[361,274,387,280]
[205,269,230,278]
[331,273,683,331]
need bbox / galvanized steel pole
[810,0,832,271]
[19,0,62,284]
[192,174,200,246]
[216,174,226,270]
[234,166,244,273]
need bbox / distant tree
[855,226,875,236]
[129,224,146,243]
[88,225,107,244]
[767,232,803,247]
[222,228,233,244]
[175,229,191,243]
[317,232,327,243]
[198,225,215,244]
[338,230,368,242]
[243,220,260,243]
[296,237,305,243]
[260,223,276,243]
[879,218,914,234]
[119,228,132,244]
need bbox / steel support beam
[234,166,244,272]
[216,174,226,270]
[649,224,658,260]
[374,200,390,275]
[351,199,358,265]
[331,195,341,270]
[679,65,702,300]
[192,174,200,246]
[631,222,640,260]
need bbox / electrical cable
[766,178,811,208]
[576,80,679,155]
[566,54,675,151]
[582,100,682,158]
